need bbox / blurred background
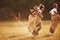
[0,0,60,21]
[0,0,60,40]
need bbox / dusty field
[0,20,60,40]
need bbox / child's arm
[54,11,60,18]
[49,12,51,15]
[30,9,34,13]
[32,11,36,16]
[57,13,60,19]
[36,12,43,19]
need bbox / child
[28,6,38,33]
[49,3,60,35]
[32,4,45,36]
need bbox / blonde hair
[33,6,39,11]
[33,6,38,9]
[53,3,58,8]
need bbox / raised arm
[36,12,43,19]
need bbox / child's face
[41,7,44,11]
[34,6,38,11]
[56,5,58,9]
[54,4,58,9]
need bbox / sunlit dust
[0,20,60,40]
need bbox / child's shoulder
[29,14,32,17]
[38,9,42,14]
[53,8,57,10]
[29,14,34,18]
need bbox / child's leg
[36,22,42,32]
[50,20,58,34]
[32,22,42,36]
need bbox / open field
[0,20,60,40]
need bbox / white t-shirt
[38,9,42,14]
[50,8,57,15]
[35,9,42,20]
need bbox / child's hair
[33,6,39,11]
[33,6,38,9]
[39,4,44,9]
[53,3,58,8]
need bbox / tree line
[0,0,60,20]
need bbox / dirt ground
[0,20,60,40]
